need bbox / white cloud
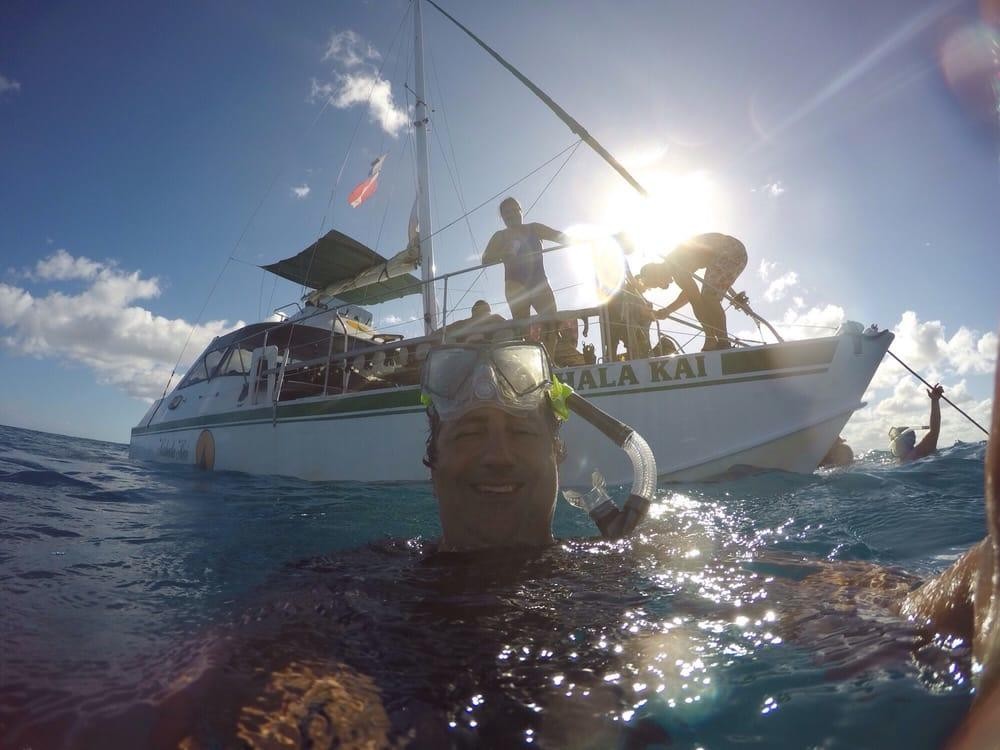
[311,30,408,137]
[1,250,240,401]
[33,248,103,281]
[779,303,845,339]
[758,258,777,281]
[310,73,408,137]
[0,73,21,96]
[291,184,311,199]
[763,270,798,302]
[323,30,381,68]
[764,181,785,196]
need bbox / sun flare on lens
[558,168,726,307]
[602,170,723,267]
[561,225,627,305]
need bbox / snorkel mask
[421,341,656,539]
[888,426,917,458]
[421,342,564,422]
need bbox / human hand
[927,383,944,401]
[655,309,670,320]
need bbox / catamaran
[129,0,893,485]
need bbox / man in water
[421,342,565,551]
[638,232,748,351]
[482,196,568,356]
[83,342,998,748]
[889,383,945,463]
[419,339,1000,741]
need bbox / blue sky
[1,0,997,450]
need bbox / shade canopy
[262,229,422,306]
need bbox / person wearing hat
[889,383,944,463]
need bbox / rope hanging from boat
[422,0,648,197]
[886,350,989,435]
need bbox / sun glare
[555,168,727,307]
[602,170,723,267]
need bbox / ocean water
[0,423,989,749]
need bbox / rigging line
[374,135,413,255]
[367,9,414,255]
[158,36,357,397]
[427,44,480,254]
[423,0,647,197]
[424,138,582,244]
[886,350,989,436]
[265,272,279,320]
[524,139,583,217]
[431,141,581,320]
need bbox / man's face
[500,202,523,228]
[431,406,558,551]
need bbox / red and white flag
[347,154,386,208]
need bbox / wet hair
[499,196,521,216]
[423,403,565,469]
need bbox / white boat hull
[130,330,892,485]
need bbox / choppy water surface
[0,424,988,748]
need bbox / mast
[413,0,439,334]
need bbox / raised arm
[911,384,943,460]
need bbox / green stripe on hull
[721,340,837,375]
[132,366,828,437]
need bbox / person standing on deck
[889,383,945,463]
[482,197,567,356]
[638,232,748,351]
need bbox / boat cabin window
[204,349,225,379]
[177,347,226,389]
[219,347,253,376]
[177,356,209,390]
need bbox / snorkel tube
[558,387,657,539]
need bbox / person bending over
[639,232,748,351]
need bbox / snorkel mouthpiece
[562,391,657,539]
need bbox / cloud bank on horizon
[739,258,996,453]
[0,249,240,402]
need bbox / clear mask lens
[422,343,552,419]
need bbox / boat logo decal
[157,437,189,460]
